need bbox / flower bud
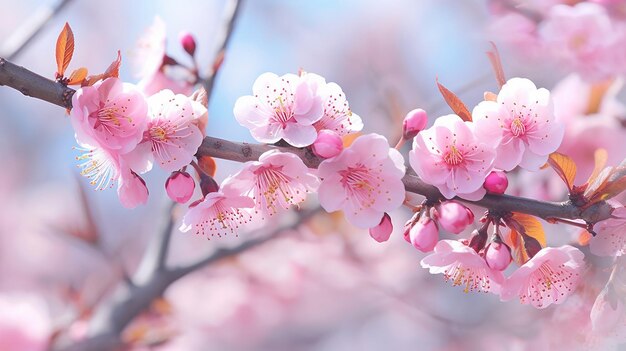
[402,108,428,140]
[483,170,508,194]
[435,201,474,234]
[312,130,343,159]
[165,171,195,203]
[409,217,439,252]
[179,31,197,56]
[485,241,512,271]
[369,213,393,243]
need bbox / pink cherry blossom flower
[409,114,495,200]
[0,294,51,351]
[318,133,405,228]
[473,78,564,171]
[590,284,625,335]
[500,245,585,309]
[126,89,205,173]
[70,77,148,154]
[228,150,319,218]
[180,180,254,238]
[301,73,363,136]
[590,207,626,257]
[311,129,343,159]
[402,108,428,140]
[233,72,323,147]
[421,239,505,294]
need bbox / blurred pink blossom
[410,114,495,200]
[590,284,625,336]
[234,72,323,147]
[501,245,584,308]
[318,133,405,228]
[590,206,626,257]
[0,294,51,351]
[473,77,563,171]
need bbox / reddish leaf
[486,42,506,88]
[511,212,546,247]
[67,67,88,85]
[578,230,592,246]
[483,91,497,102]
[198,156,217,177]
[587,148,608,186]
[548,152,577,191]
[436,78,472,122]
[83,51,122,86]
[55,22,75,78]
[505,229,528,265]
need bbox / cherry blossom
[301,72,363,136]
[473,78,564,171]
[421,239,505,294]
[500,245,585,308]
[589,206,626,257]
[590,284,625,335]
[126,89,205,173]
[0,294,51,351]
[402,108,428,140]
[117,161,149,209]
[234,72,323,147]
[434,201,474,234]
[317,133,405,228]
[409,114,495,200]
[227,150,319,218]
[409,216,439,252]
[180,180,254,238]
[70,77,148,154]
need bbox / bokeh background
[0,1,625,350]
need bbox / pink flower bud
[312,130,343,159]
[591,285,624,334]
[485,241,512,271]
[409,217,439,252]
[179,32,197,56]
[369,213,393,243]
[165,171,195,203]
[402,108,428,140]
[435,201,474,234]
[483,170,508,194]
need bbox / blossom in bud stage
[483,170,508,194]
[501,245,585,308]
[473,78,564,171]
[311,129,343,158]
[410,114,495,201]
[589,206,626,257]
[402,108,428,140]
[590,284,624,335]
[117,164,149,209]
[70,78,148,153]
[369,213,393,243]
[434,201,474,234]
[421,239,505,294]
[179,31,196,56]
[302,73,363,136]
[409,217,439,252]
[180,180,254,238]
[165,171,195,203]
[234,72,323,147]
[228,150,319,218]
[318,133,406,228]
[485,241,512,271]
[126,90,205,173]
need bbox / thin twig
[1,0,74,60]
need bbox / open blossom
[76,145,148,208]
[473,78,564,171]
[234,72,323,147]
[590,206,626,257]
[228,150,319,218]
[421,240,505,294]
[126,89,205,173]
[501,245,585,309]
[180,180,254,238]
[70,77,148,154]
[318,133,405,228]
[410,114,495,200]
[301,73,363,136]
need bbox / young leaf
[511,212,546,247]
[55,22,75,78]
[436,78,472,122]
[67,67,88,85]
[83,51,123,86]
[486,41,506,88]
[198,155,217,177]
[548,152,577,191]
[505,229,528,265]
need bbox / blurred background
[0,0,625,350]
